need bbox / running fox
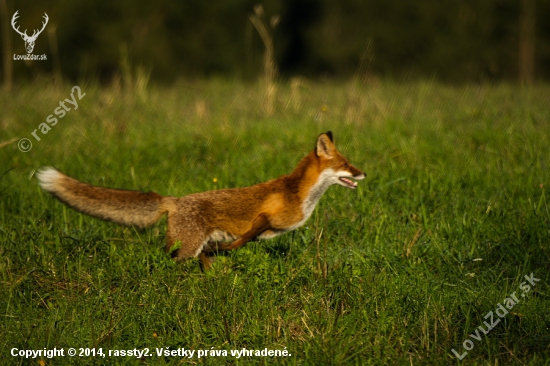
[37,132,365,269]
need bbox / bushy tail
[37,167,167,228]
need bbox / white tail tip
[37,167,62,192]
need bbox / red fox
[37,131,364,269]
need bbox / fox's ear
[325,131,333,142]
[315,132,335,159]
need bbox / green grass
[1,79,549,365]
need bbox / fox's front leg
[199,213,271,270]
[217,213,271,251]
[199,252,214,271]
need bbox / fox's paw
[199,252,215,271]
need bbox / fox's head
[315,131,365,189]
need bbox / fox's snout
[333,164,365,189]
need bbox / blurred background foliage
[1,0,549,84]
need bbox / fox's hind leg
[165,211,208,262]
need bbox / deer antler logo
[11,11,49,54]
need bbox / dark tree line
[1,0,549,85]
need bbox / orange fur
[38,132,365,269]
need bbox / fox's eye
[343,163,349,168]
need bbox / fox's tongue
[340,177,357,187]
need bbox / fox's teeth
[340,177,357,187]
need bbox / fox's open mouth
[339,177,358,189]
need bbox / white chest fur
[287,169,335,232]
[211,169,337,243]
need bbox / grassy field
[1,79,549,365]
